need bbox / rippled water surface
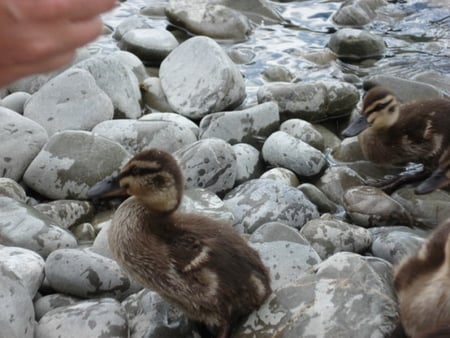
[98,0,450,103]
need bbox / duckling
[392,218,450,337]
[342,86,450,193]
[87,149,271,338]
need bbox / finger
[11,0,117,21]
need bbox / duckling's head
[342,86,400,137]
[88,149,184,213]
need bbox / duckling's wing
[170,231,211,273]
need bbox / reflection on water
[97,0,450,100]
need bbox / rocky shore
[1,0,449,337]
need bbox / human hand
[0,0,116,87]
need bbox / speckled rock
[140,77,173,112]
[328,28,386,61]
[224,178,319,233]
[34,293,80,321]
[76,55,141,119]
[23,130,130,200]
[199,102,280,148]
[280,118,325,151]
[249,222,311,245]
[0,245,45,297]
[35,298,128,338]
[174,138,237,194]
[0,264,35,338]
[140,112,200,137]
[257,80,359,122]
[118,28,179,65]
[343,186,414,227]
[0,177,27,203]
[237,252,398,337]
[122,289,196,338]
[300,215,372,260]
[160,36,246,119]
[45,248,142,300]
[165,0,252,40]
[0,91,31,113]
[252,240,321,290]
[332,0,388,26]
[298,183,340,214]
[0,196,77,258]
[23,68,114,136]
[34,200,94,229]
[391,187,450,228]
[92,119,197,154]
[262,131,327,177]
[260,167,300,187]
[109,50,149,83]
[233,143,265,185]
[331,135,366,162]
[370,226,426,264]
[0,107,48,181]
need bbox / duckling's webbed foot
[365,170,431,194]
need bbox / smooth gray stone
[224,178,319,233]
[0,91,31,113]
[109,50,149,83]
[113,16,153,41]
[332,0,388,26]
[140,112,200,137]
[34,200,94,229]
[160,36,246,119]
[35,298,128,338]
[45,248,142,300]
[233,143,265,185]
[298,183,339,214]
[34,294,80,321]
[260,167,300,187]
[280,118,325,151]
[249,222,311,245]
[23,68,114,136]
[262,65,295,82]
[0,196,77,258]
[0,107,48,181]
[140,77,173,112]
[0,177,27,203]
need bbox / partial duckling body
[393,218,450,337]
[88,149,271,338]
[342,86,450,194]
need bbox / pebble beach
[0,0,450,337]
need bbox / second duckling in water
[88,149,271,338]
[342,86,450,194]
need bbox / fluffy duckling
[393,218,450,337]
[342,86,450,194]
[88,149,271,338]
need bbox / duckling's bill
[87,173,127,198]
[415,168,450,195]
[342,115,370,137]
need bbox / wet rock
[0,196,77,258]
[249,222,311,245]
[216,0,284,25]
[370,226,426,264]
[140,111,200,137]
[199,102,280,148]
[257,80,359,122]
[165,0,252,40]
[35,298,128,338]
[343,186,414,227]
[332,0,388,26]
[160,36,246,119]
[238,252,397,337]
[280,118,325,151]
[331,135,365,162]
[233,143,265,185]
[118,28,179,65]
[300,215,372,259]
[122,289,196,338]
[76,55,141,119]
[0,264,35,338]
[391,187,450,228]
[298,183,340,214]
[23,131,130,200]
[252,240,321,290]
[0,245,45,297]
[0,107,48,181]
[34,293,80,321]
[23,68,114,136]
[45,248,142,300]
[113,16,153,41]
[0,91,31,113]
[140,77,173,112]
[174,138,237,195]
[260,167,300,187]
[262,65,295,82]
[412,71,450,96]
[314,124,342,149]
[328,28,385,61]
[34,200,94,229]
[0,177,27,203]
[262,131,327,177]
[224,178,319,233]
[92,119,197,154]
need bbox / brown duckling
[393,218,450,337]
[87,149,271,338]
[342,86,450,194]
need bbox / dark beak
[87,173,127,198]
[415,168,450,195]
[341,115,370,137]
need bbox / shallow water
[98,0,450,105]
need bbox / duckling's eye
[130,167,141,176]
[375,103,387,111]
